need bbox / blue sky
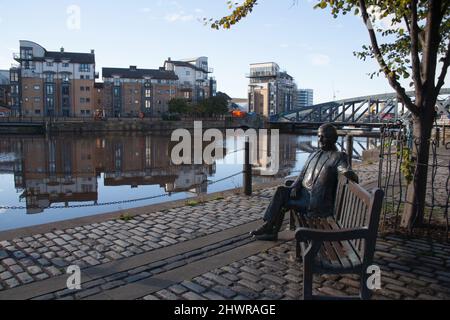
[0,0,446,103]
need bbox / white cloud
[310,54,331,66]
[141,8,151,13]
[165,12,194,23]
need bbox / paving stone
[0,271,13,280]
[124,272,151,283]
[181,281,207,294]
[212,286,237,299]
[5,278,20,288]
[45,266,62,277]
[75,287,102,299]
[0,250,10,260]
[168,284,188,295]
[156,289,180,300]
[100,280,125,291]
[9,265,24,274]
[182,292,207,300]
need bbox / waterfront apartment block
[11,40,97,117]
[295,89,314,108]
[102,66,179,117]
[248,62,296,117]
[0,70,10,115]
[164,57,216,103]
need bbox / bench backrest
[334,175,384,263]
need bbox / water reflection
[0,132,378,231]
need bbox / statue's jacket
[293,149,352,218]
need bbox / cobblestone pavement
[143,235,450,301]
[0,191,272,292]
[1,163,449,300]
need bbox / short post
[346,134,354,168]
[443,123,446,146]
[243,138,252,196]
[436,128,441,148]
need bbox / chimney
[168,57,171,62]
[91,49,95,54]
[60,47,64,52]
[130,65,137,71]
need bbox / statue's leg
[263,186,291,227]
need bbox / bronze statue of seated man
[251,123,359,241]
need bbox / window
[85,110,91,115]
[25,98,29,102]
[62,86,70,95]
[145,89,151,98]
[35,109,41,115]
[80,98,86,103]
[186,71,191,76]
[113,88,120,97]
[86,98,90,103]
[80,86,85,91]
[79,64,90,72]
[34,97,40,102]
[46,84,54,95]
[114,78,120,86]
[62,63,70,68]
[46,62,54,67]
[135,100,139,104]
[62,74,70,82]
[145,100,151,109]
[80,75,85,79]
[86,87,90,92]
[10,72,19,82]
[86,75,90,80]
[34,85,40,90]
[20,48,33,60]
[45,74,54,82]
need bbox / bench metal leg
[360,273,373,300]
[303,261,313,300]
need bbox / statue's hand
[343,171,359,184]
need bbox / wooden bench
[286,175,384,300]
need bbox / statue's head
[318,123,338,151]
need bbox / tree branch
[436,40,450,94]
[358,0,419,115]
[410,0,424,90]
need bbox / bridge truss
[274,88,450,124]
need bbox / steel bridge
[271,88,450,127]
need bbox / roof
[46,51,95,64]
[102,67,179,80]
[166,60,208,73]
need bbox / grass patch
[118,213,133,222]
[186,200,202,207]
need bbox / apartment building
[0,70,10,115]
[248,62,296,117]
[164,57,216,103]
[102,66,179,117]
[295,89,314,108]
[11,40,96,117]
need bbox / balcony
[13,52,33,61]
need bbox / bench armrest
[295,227,369,242]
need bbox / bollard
[243,139,252,196]
[436,128,441,148]
[346,135,354,168]
[443,124,446,146]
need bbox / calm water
[0,132,377,231]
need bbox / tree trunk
[401,107,435,230]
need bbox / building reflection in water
[0,134,218,214]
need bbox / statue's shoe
[250,223,273,236]
[254,233,278,242]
